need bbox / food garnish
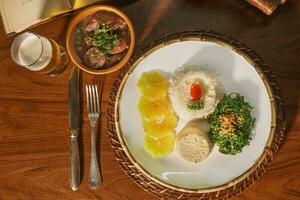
[209,93,255,155]
[91,23,120,56]
[137,72,178,158]
[75,24,84,46]
[190,83,202,101]
[187,101,204,110]
[186,83,204,110]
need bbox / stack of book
[0,0,107,35]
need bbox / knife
[68,66,80,191]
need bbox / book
[0,0,108,35]
[246,0,286,15]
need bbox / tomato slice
[190,83,202,101]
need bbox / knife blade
[68,66,80,191]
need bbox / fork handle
[89,122,101,189]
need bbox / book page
[70,0,108,10]
[0,0,72,34]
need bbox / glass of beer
[11,32,69,77]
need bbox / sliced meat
[119,28,131,43]
[106,53,125,67]
[75,46,87,60]
[84,36,93,47]
[82,17,100,32]
[81,15,93,27]
[94,12,115,25]
[83,47,106,69]
[110,37,129,54]
[110,17,127,30]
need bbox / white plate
[116,38,275,190]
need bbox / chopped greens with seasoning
[75,24,84,45]
[187,101,204,110]
[91,23,119,56]
[209,93,255,155]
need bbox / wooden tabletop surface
[0,0,299,199]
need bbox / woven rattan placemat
[107,31,286,200]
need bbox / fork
[86,84,102,189]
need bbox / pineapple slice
[143,120,174,139]
[163,110,178,127]
[137,97,170,121]
[137,71,169,98]
[143,111,178,139]
[137,71,178,158]
[144,134,174,158]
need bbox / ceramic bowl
[66,5,135,75]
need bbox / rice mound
[169,66,220,120]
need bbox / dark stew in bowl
[74,11,130,69]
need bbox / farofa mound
[175,123,212,163]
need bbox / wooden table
[0,0,299,199]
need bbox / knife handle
[70,130,80,191]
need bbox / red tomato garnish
[190,83,202,101]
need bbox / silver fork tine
[91,85,96,113]
[88,85,94,113]
[86,85,90,113]
[95,85,100,113]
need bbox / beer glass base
[48,46,70,77]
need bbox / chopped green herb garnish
[77,24,83,33]
[187,101,204,110]
[75,24,84,45]
[91,23,119,55]
[209,93,255,155]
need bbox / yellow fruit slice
[143,121,173,139]
[143,111,178,139]
[137,71,168,98]
[144,134,174,158]
[137,71,178,158]
[137,97,170,121]
[164,110,178,127]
